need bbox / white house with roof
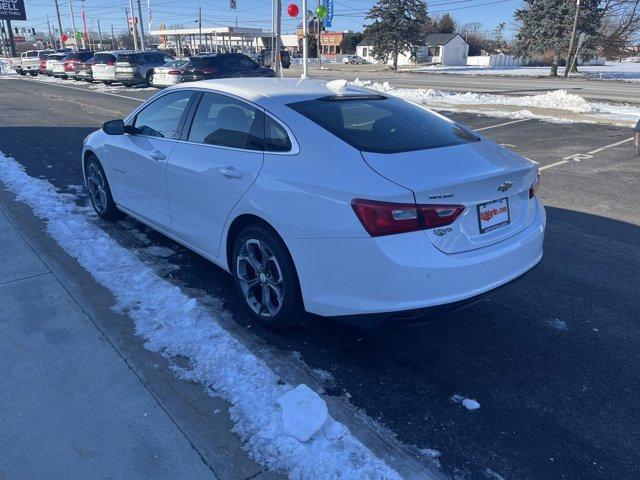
[356,32,469,67]
[423,33,469,66]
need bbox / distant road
[285,65,640,104]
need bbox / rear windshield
[288,96,479,154]
[93,53,116,64]
[66,51,93,61]
[116,53,139,63]
[38,51,54,59]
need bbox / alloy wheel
[236,238,284,318]
[86,163,107,214]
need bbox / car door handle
[150,150,166,161]
[219,167,243,179]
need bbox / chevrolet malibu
[82,78,545,330]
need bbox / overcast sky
[21,0,522,38]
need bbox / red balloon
[60,33,69,42]
[287,3,299,17]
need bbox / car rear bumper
[152,76,181,87]
[115,73,144,82]
[287,199,546,319]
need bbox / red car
[55,51,94,79]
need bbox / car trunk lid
[361,139,539,253]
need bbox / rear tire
[85,155,123,221]
[103,81,112,85]
[232,225,304,331]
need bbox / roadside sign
[0,0,27,21]
[323,0,333,27]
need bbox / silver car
[114,51,174,87]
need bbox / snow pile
[0,60,16,76]
[351,79,640,125]
[451,394,481,410]
[0,152,402,480]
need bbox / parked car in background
[74,56,97,81]
[342,55,367,65]
[59,51,94,79]
[114,51,174,87]
[151,59,189,87]
[181,53,275,82]
[22,50,53,76]
[43,53,67,76]
[83,78,545,330]
[259,49,291,69]
[11,55,26,75]
[92,51,121,84]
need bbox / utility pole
[127,1,139,50]
[111,23,115,49]
[564,0,581,77]
[275,0,282,75]
[97,19,103,50]
[197,7,202,53]
[302,0,308,77]
[68,0,78,49]
[46,16,55,48]
[54,0,65,48]
[316,0,321,70]
[136,0,146,50]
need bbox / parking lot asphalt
[1,77,639,480]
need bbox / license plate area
[477,198,510,234]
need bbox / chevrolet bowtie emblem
[497,181,513,192]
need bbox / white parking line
[15,77,146,102]
[540,137,634,172]
[475,118,532,131]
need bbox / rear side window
[236,55,258,69]
[265,116,292,152]
[116,53,138,63]
[187,92,264,151]
[132,91,193,139]
[288,96,479,154]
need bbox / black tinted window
[187,93,264,151]
[236,55,257,69]
[93,53,116,64]
[265,116,292,152]
[133,91,192,139]
[289,96,479,154]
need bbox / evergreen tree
[515,0,600,76]
[365,0,429,70]
[437,13,457,33]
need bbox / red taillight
[529,173,540,198]
[40,59,46,68]
[201,66,217,74]
[352,199,464,237]
[167,69,181,75]
[106,61,114,66]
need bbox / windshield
[93,53,116,64]
[288,95,479,154]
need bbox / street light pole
[128,0,139,50]
[564,0,581,77]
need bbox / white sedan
[151,59,189,87]
[82,78,545,330]
[342,55,367,64]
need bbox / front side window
[132,91,193,139]
[288,96,478,154]
[187,92,264,151]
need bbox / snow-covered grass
[410,61,640,83]
[0,152,403,480]
[352,79,640,126]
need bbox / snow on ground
[0,151,403,480]
[410,61,640,83]
[0,60,16,76]
[0,71,156,92]
[351,79,640,126]
[451,394,481,410]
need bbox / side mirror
[102,119,125,135]
[634,119,640,156]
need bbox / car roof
[169,78,375,105]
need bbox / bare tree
[598,0,640,58]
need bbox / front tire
[85,155,122,221]
[232,225,304,330]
